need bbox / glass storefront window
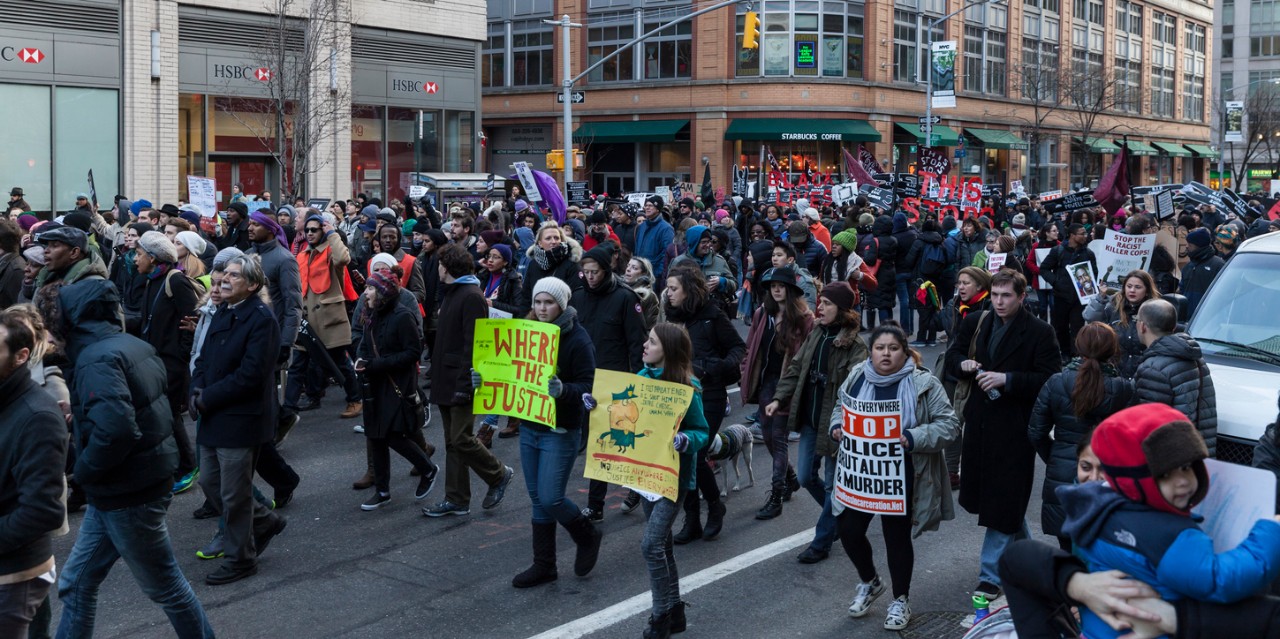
[209,97,279,153]
[736,140,844,183]
[445,110,475,173]
[647,143,691,188]
[54,88,119,213]
[351,105,384,201]
[0,84,52,211]
[385,107,440,202]
[178,94,206,202]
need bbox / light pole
[923,0,1005,150]
[1218,78,1280,191]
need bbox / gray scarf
[849,358,918,432]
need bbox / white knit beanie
[369,252,398,273]
[531,276,572,311]
[138,231,179,264]
[175,230,207,257]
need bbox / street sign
[918,116,941,124]
[557,92,586,104]
[919,123,933,135]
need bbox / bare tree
[215,0,351,200]
[1057,60,1125,187]
[1220,87,1280,189]
[1005,48,1071,191]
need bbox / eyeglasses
[305,227,322,233]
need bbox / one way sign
[557,91,586,104]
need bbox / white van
[1186,231,1280,464]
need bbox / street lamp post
[1218,78,1280,191]
[923,0,1005,150]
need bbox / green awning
[964,128,1028,150]
[1117,140,1158,156]
[1185,143,1220,159]
[573,119,689,143]
[896,123,961,147]
[723,118,881,142]
[1152,142,1192,157]
[1075,137,1121,153]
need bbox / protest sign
[732,164,750,197]
[1220,188,1252,220]
[986,252,1007,273]
[1090,230,1156,289]
[187,176,217,218]
[1044,191,1098,214]
[513,161,544,202]
[831,183,859,206]
[585,370,693,502]
[307,198,331,211]
[488,307,513,319]
[1068,261,1098,304]
[918,147,952,177]
[472,319,559,428]
[1153,190,1175,220]
[655,186,672,204]
[1033,248,1051,289]
[1010,179,1025,196]
[1038,190,1063,201]
[1131,184,1179,209]
[1193,459,1276,553]
[861,186,897,212]
[566,181,590,207]
[626,192,655,206]
[408,185,429,199]
[834,397,907,515]
[247,201,273,213]
[1156,229,1182,277]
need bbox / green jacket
[829,365,959,538]
[638,366,708,492]
[771,324,867,459]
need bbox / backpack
[919,241,948,278]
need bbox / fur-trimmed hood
[524,236,583,262]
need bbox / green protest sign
[472,319,560,428]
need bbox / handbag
[948,310,990,419]
[369,326,426,433]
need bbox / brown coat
[772,324,867,458]
[298,232,352,349]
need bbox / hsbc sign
[391,79,439,94]
[0,46,46,64]
[211,64,273,81]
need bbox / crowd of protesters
[2,177,1279,639]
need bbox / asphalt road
[48,335,1050,639]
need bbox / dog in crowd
[706,423,754,497]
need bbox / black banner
[566,181,591,207]
[1044,191,1099,214]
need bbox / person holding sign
[832,324,958,631]
[476,277,603,588]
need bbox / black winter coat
[518,239,583,316]
[946,306,1062,533]
[864,217,899,310]
[1132,333,1217,456]
[569,274,646,373]
[890,213,919,275]
[0,253,23,309]
[1029,367,1135,536]
[431,279,488,406]
[0,368,67,577]
[135,269,198,410]
[192,295,282,448]
[1180,244,1225,319]
[543,311,596,431]
[953,232,986,271]
[1039,242,1098,304]
[60,279,178,511]
[665,300,745,398]
[906,230,945,281]
[479,267,524,317]
[357,300,423,438]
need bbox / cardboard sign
[831,183,859,206]
[408,185,429,199]
[247,201,273,213]
[186,176,217,219]
[513,161,544,203]
[986,252,1007,273]
[1131,184,1180,208]
[1090,230,1156,289]
[472,319,559,428]
[1033,247,1052,289]
[918,147,952,177]
[566,181,590,207]
[584,370,693,502]
[834,397,907,515]
[1068,261,1099,304]
[1193,459,1277,553]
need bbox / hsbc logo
[212,64,274,82]
[391,79,439,94]
[0,46,46,64]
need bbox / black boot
[755,490,783,520]
[512,521,558,588]
[673,499,702,544]
[669,601,688,634]
[784,467,800,502]
[702,501,726,540]
[564,516,603,577]
[643,610,673,639]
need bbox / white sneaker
[352,424,364,434]
[787,431,800,442]
[884,595,911,630]
[847,576,885,618]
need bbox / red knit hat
[1090,404,1209,516]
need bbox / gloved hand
[673,432,689,453]
[547,376,563,398]
[277,346,292,367]
[582,393,597,410]
[471,368,483,390]
[829,425,842,442]
[189,389,203,421]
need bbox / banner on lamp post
[930,41,957,109]
[1225,101,1245,143]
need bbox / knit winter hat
[832,229,858,252]
[1090,403,1209,515]
[175,231,207,257]
[820,281,858,313]
[138,231,179,264]
[22,244,45,266]
[1187,227,1212,248]
[787,220,809,242]
[490,243,513,264]
[212,247,244,272]
[360,204,380,219]
[479,229,504,248]
[369,252,398,273]
[715,208,730,222]
[532,276,572,311]
[17,212,38,231]
[366,270,400,298]
[645,195,665,210]
[514,199,530,213]
[996,235,1016,254]
[1215,224,1240,250]
[581,243,617,271]
[858,213,875,228]
[63,211,92,233]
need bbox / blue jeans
[895,275,915,334]
[979,519,1032,588]
[641,490,685,616]
[56,496,214,639]
[519,426,581,525]
[796,426,838,552]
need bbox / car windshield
[1188,252,1280,363]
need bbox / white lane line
[525,528,814,639]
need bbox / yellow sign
[585,370,694,502]
[472,319,560,428]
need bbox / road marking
[525,528,814,639]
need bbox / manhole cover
[898,611,969,639]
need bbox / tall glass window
[445,110,475,172]
[1151,12,1177,118]
[351,105,384,200]
[643,5,692,79]
[588,10,636,82]
[512,20,554,86]
[178,94,206,202]
[737,1,863,79]
[1114,34,1143,113]
[1021,6,1059,102]
[962,4,1006,95]
[483,22,506,88]
[54,88,119,213]
[1183,22,1206,121]
[0,84,52,212]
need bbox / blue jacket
[669,226,735,294]
[192,294,282,448]
[1059,481,1280,639]
[634,216,675,279]
[637,367,708,491]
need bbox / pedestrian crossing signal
[743,12,760,50]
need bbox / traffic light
[743,12,760,50]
